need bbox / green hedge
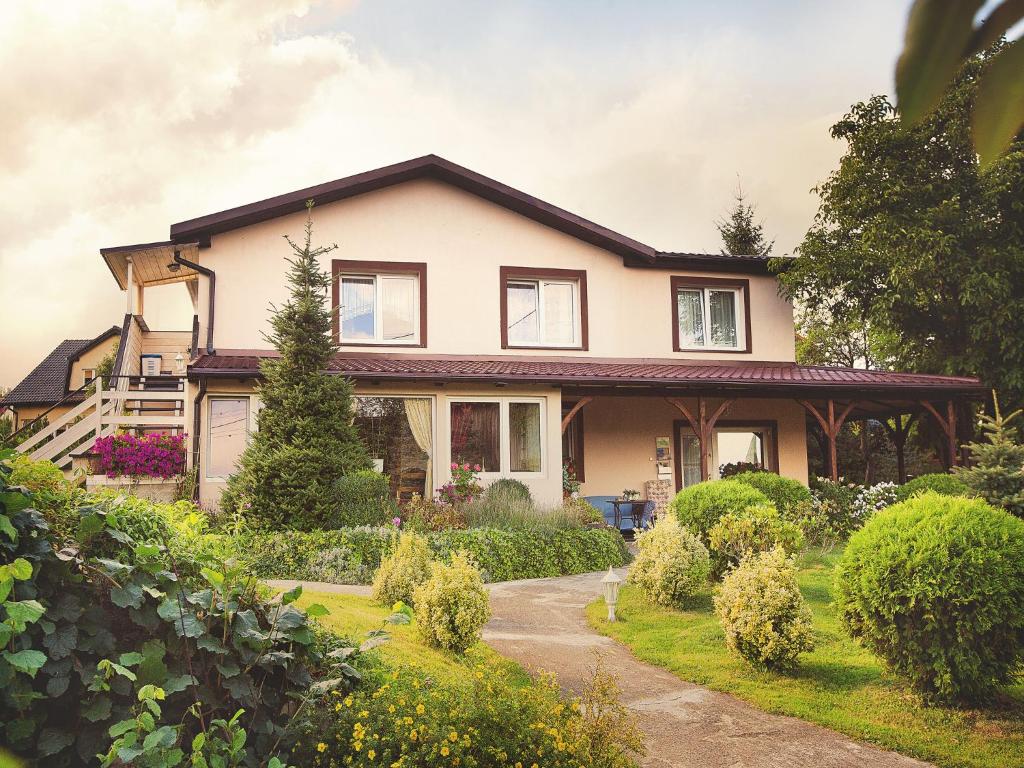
[730,471,812,517]
[895,473,973,503]
[231,525,630,585]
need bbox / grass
[585,548,1024,768]
[294,589,531,689]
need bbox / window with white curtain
[450,398,545,476]
[506,279,580,347]
[675,285,743,350]
[340,272,419,344]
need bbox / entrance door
[675,421,775,489]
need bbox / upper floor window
[333,260,427,347]
[671,276,750,353]
[500,267,588,350]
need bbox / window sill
[673,346,750,354]
[503,343,586,351]
[339,341,425,348]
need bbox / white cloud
[0,0,876,387]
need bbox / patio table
[611,498,648,538]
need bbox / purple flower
[392,516,402,527]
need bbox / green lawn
[585,549,1024,768]
[294,589,531,689]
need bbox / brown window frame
[561,404,586,482]
[500,266,589,351]
[670,275,752,354]
[332,260,427,348]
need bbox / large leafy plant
[0,450,333,766]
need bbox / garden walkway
[267,575,930,767]
[484,570,930,768]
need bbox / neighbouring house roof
[164,155,787,274]
[2,327,120,407]
[188,352,983,415]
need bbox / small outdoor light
[174,352,185,373]
[601,566,623,622]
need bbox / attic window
[671,276,751,353]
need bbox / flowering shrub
[708,503,804,577]
[851,481,898,520]
[402,493,467,532]
[629,515,710,608]
[436,462,483,505]
[371,531,433,607]
[293,653,644,767]
[413,550,491,653]
[563,460,581,496]
[714,546,815,669]
[92,432,186,478]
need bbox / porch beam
[920,399,959,469]
[666,396,734,481]
[560,396,593,434]
[797,398,858,482]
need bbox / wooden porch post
[666,396,734,481]
[798,399,857,482]
[920,399,959,469]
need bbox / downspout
[173,251,216,355]
[191,378,207,502]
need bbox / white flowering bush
[413,550,491,653]
[371,531,433,607]
[714,546,815,669]
[629,515,711,608]
[851,481,898,522]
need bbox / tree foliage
[955,393,1024,517]
[716,184,774,257]
[222,205,370,529]
[775,48,1024,410]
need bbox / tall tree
[222,204,370,529]
[716,183,774,257]
[774,46,1024,410]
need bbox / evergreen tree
[716,183,774,257]
[956,393,1024,518]
[221,204,370,529]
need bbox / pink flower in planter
[92,432,186,479]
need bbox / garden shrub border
[233,524,631,584]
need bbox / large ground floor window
[677,421,777,487]
[354,396,433,500]
[449,398,544,477]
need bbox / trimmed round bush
[483,477,534,506]
[730,471,812,517]
[669,480,770,542]
[629,516,710,608]
[894,473,973,503]
[714,546,814,669]
[834,492,1024,703]
[708,503,804,577]
[331,469,397,527]
[413,550,491,652]
[371,531,433,607]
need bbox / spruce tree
[716,183,774,257]
[956,393,1024,518]
[221,203,370,529]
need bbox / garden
[586,405,1024,768]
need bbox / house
[2,327,120,430]
[16,156,983,508]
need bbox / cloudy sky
[0,0,913,388]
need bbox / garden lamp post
[602,567,622,622]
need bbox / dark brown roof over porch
[189,352,983,411]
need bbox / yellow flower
[368,750,376,760]
[441,746,450,757]
[409,730,418,742]
[416,703,425,715]
[316,742,327,753]
[448,731,458,742]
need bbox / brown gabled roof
[2,326,120,407]
[166,155,782,274]
[188,352,983,401]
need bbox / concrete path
[484,570,931,768]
